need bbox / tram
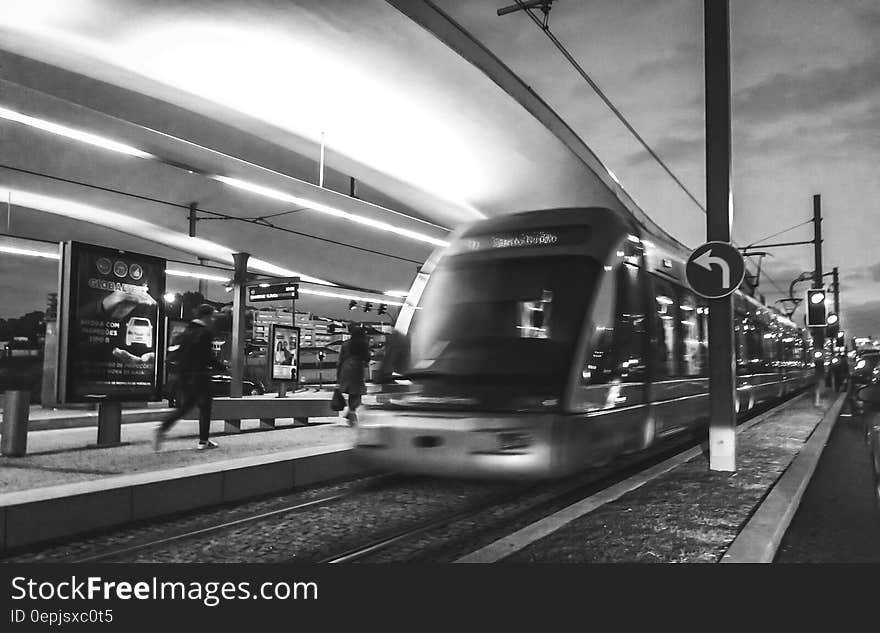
[354,207,813,479]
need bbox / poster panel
[269,324,300,383]
[59,241,166,402]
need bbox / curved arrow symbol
[694,249,730,288]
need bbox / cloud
[734,58,880,125]
[844,261,880,283]
[844,298,880,338]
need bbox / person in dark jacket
[336,323,370,425]
[153,304,222,450]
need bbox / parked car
[851,350,880,387]
[855,379,880,508]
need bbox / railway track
[66,474,406,563]
[315,391,807,563]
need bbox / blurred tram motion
[357,208,814,479]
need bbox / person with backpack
[153,304,223,450]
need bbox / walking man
[154,304,222,450]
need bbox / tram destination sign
[248,280,299,302]
[685,241,745,299]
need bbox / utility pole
[812,194,825,404]
[832,266,840,316]
[704,0,736,471]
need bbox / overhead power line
[506,0,706,213]
[503,1,799,303]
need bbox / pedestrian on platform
[154,304,222,451]
[336,322,370,425]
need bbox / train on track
[354,206,814,479]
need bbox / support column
[230,252,250,400]
[705,0,736,471]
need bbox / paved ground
[499,393,831,562]
[0,417,356,493]
[775,411,880,562]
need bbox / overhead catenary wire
[744,219,813,249]
[512,0,706,214]
[509,0,796,301]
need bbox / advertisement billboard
[58,242,166,402]
[269,324,300,383]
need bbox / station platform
[0,389,865,562]
[458,390,850,563]
[0,396,364,554]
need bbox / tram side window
[735,311,763,374]
[679,290,707,377]
[583,264,646,384]
[652,277,679,379]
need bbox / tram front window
[407,255,597,384]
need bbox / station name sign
[248,281,299,302]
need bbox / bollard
[1,390,30,457]
[96,400,122,447]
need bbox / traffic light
[348,300,358,311]
[363,302,373,313]
[805,289,826,327]
[377,303,388,316]
[825,312,840,341]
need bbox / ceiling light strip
[0,104,452,245]
[0,105,155,159]
[211,175,449,247]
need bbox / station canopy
[0,0,660,320]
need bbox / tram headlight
[470,430,533,453]
[856,359,867,370]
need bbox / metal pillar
[1,390,29,457]
[813,195,825,404]
[230,252,250,399]
[96,400,122,447]
[832,266,840,316]
[705,0,736,471]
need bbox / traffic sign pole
[704,0,736,472]
[812,194,825,405]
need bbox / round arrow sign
[685,241,745,299]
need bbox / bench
[180,396,335,432]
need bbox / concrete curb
[0,444,367,555]
[720,392,846,563]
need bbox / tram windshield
[407,255,597,383]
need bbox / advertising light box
[58,241,166,402]
[269,324,300,383]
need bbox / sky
[437,0,880,336]
[1,0,878,337]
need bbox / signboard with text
[269,324,300,383]
[248,282,299,302]
[58,241,166,402]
